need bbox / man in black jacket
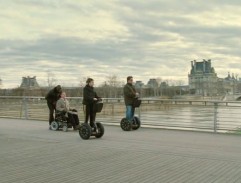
[83,78,100,128]
[123,76,139,122]
[45,85,62,129]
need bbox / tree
[76,76,90,97]
[46,71,57,89]
[101,75,124,98]
[156,77,163,96]
[79,76,90,88]
[177,80,185,95]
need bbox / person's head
[86,78,94,87]
[60,91,66,99]
[127,76,133,84]
[55,85,62,93]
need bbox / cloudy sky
[1,0,241,88]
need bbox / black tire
[79,123,92,140]
[95,122,104,138]
[132,116,141,130]
[120,118,131,131]
[51,121,59,131]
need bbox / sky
[1,0,241,88]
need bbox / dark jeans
[67,112,79,127]
[84,104,96,127]
[47,102,55,125]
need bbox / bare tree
[79,77,89,88]
[177,80,184,95]
[106,75,123,87]
[46,71,57,89]
[156,77,163,96]
[102,75,124,98]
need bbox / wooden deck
[1,118,241,183]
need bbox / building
[135,81,144,88]
[147,79,159,88]
[188,59,218,96]
[222,73,238,94]
[20,76,41,96]
[188,59,241,96]
[20,76,40,89]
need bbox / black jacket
[45,86,62,104]
[83,85,99,105]
[123,83,136,105]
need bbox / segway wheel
[120,118,131,131]
[62,125,68,132]
[95,122,104,138]
[132,116,141,130]
[51,121,59,131]
[79,123,92,140]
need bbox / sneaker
[49,125,52,130]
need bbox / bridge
[1,96,241,133]
[223,93,241,101]
[1,118,241,183]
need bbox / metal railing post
[112,103,114,115]
[213,102,218,133]
[24,97,29,120]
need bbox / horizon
[0,65,239,90]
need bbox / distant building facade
[147,79,159,88]
[20,76,40,89]
[188,60,240,96]
[135,81,144,88]
[188,59,218,96]
[221,73,238,94]
[20,76,41,96]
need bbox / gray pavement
[1,118,241,183]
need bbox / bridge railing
[0,96,241,133]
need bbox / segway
[79,122,104,140]
[120,116,141,131]
[120,98,141,131]
[79,100,105,140]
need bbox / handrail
[1,96,241,133]
[1,96,241,104]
